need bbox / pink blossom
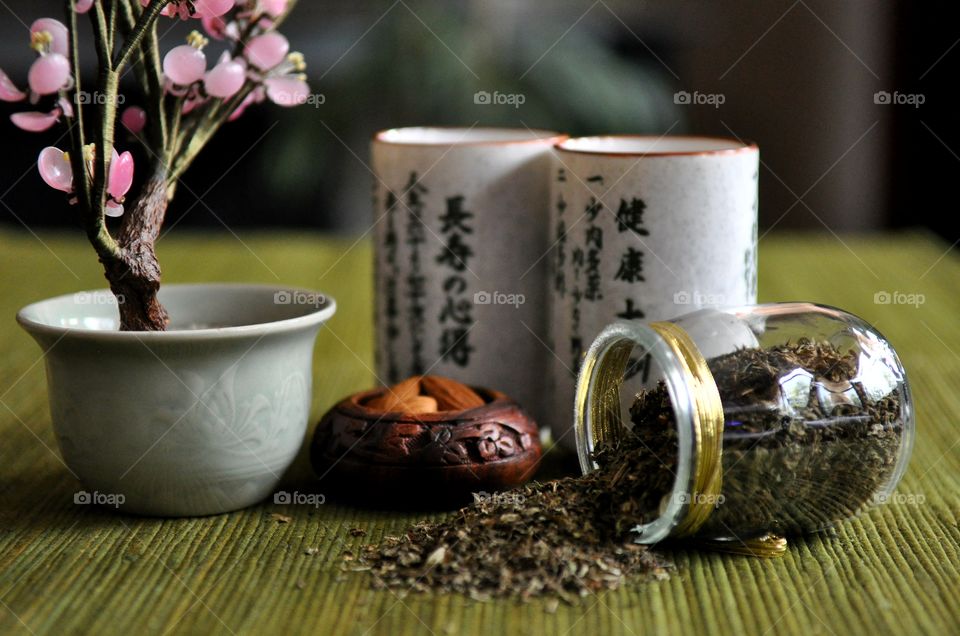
[227,46,309,119]
[10,97,72,132]
[31,19,69,57]
[10,111,61,132]
[204,55,245,98]
[163,44,207,85]
[147,0,234,20]
[37,145,135,216]
[0,68,27,102]
[74,0,94,14]
[107,149,134,216]
[264,76,308,107]
[28,53,71,95]
[244,32,288,70]
[38,148,73,192]
[1,18,73,109]
[121,106,147,134]
[201,14,228,39]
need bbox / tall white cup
[371,127,567,426]
[548,135,759,448]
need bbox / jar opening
[575,321,699,544]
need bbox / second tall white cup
[547,135,759,448]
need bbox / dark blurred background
[1,0,957,241]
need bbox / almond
[367,375,422,411]
[366,375,485,415]
[421,375,485,411]
[404,395,439,414]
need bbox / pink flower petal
[38,147,73,192]
[264,76,309,107]
[0,67,27,102]
[31,19,69,57]
[121,106,147,133]
[75,0,94,14]
[202,14,227,39]
[11,110,60,132]
[260,0,287,17]
[105,200,124,217]
[58,96,74,118]
[142,0,172,16]
[27,53,71,95]
[194,0,234,18]
[228,89,261,121]
[181,96,204,114]
[108,149,134,199]
[204,59,245,98]
[244,32,288,70]
[163,44,207,85]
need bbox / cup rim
[373,126,568,147]
[556,134,758,157]
[16,283,337,342]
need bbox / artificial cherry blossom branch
[3,0,310,329]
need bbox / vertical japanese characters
[404,173,429,375]
[436,195,475,367]
[379,174,478,379]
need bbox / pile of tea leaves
[346,340,904,602]
[344,404,678,604]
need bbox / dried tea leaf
[425,546,447,567]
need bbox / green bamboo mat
[0,229,958,635]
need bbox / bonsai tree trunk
[100,166,170,331]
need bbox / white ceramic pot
[16,284,336,517]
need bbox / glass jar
[575,303,914,555]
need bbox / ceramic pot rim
[16,283,337,342]
[373,126,568,147]
[556,134,758,157]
